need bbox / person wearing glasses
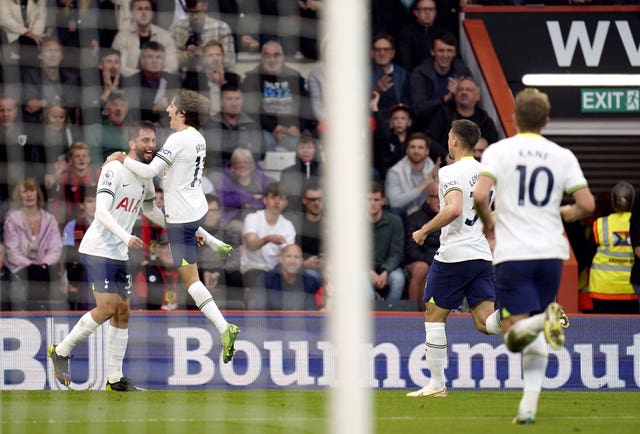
[395,0,447,72]
[371,33,410,124]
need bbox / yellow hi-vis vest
[589,212,637,300]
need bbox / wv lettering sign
[581,88,640,113]
[547,21,640,67]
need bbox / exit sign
[581,88,640,113]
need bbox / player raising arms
[49,121,166,391]
[474,88,595,424]
[108,89,240,363]
[406,119,502,398]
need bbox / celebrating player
[49,121,165,391]
[474,88,594,424]
[108,89,240,363]
[406,119,502,398]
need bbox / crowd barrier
[1,311,639,391]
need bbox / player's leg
[169,219,240,363]
[467,260,501,335]
[196,226,233,257]
[513,333,548,425]
[407,260,461,398]
[49,255,122,386]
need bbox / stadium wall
[1,312,639,391]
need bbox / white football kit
[480,132,588,264]
[436,156,492,263]
[124,126,208,224]
[79,160,155,261]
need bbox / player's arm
[560,186,595,223]
[412,189,462,245]
[123,155,167,180]
[473,174,495,235]
[141,198,166,228]
[94,191,141,247]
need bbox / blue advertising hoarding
[1,312,639,391]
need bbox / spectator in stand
[122,41,180,126]
[307,61,325,125]
[291,180,325,282]
[373,103,413,181]
[61,185,96,310]
[31,102,80,199]
[216,148,273,223]
[385,132,439,218]
[49,141,100,227]
[81,48,124,125]
[181,39,241,116]
[0,92,29,216]
[473,136,489,162]
[21,37,81,125]
[631,188,640,308]
[428,77,499,161]
[170,0,236,76]
[111,0,179,77]
[368,181,405,300]
[588,181,638,314]
[198,194,243,308]
[240,182,296,308]
[84,92,129,164]
[405,181,440,310]
[371,33,410,123]
[395,0,446,72]
[410,32,471,133]
[46,0,101,70]
[252,243,323,310]
[242,39,314,152]
[280,134,323,214]
[3,179,64,310]
[0,0,46,72]
[134,233,186,310]
[202,82,263,172]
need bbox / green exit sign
[581,88,640,113]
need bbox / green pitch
[2,390,639,434]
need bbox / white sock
[56,312,101,357]
[188,281,228,334]
[196,227,224,249]
[107,325,128,383]
[504,313,545,352]
[425,322,447,389]
[485,310,502,335]
[518,333,548,417]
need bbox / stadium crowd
[0,0,638,313]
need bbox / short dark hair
[265,182,288,198]
[126,120,155,142]
[370,181,384,196]
[141,40,165,53]
[100,47,121,60]
[303,179,321,195]
[451,119,480,150]
[433,32,458,49]
[372,33,394,49]
[407,132,430,147]
[221,82,241,93]
[173,88,210,129]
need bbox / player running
[406,119,502,398]
[109,89,239,364]
[49,121,166,391]
[474,88,594,424]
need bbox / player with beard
[48,121,165,391]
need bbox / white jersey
[480,133,588,264]
[154,127,208,223]
[79,161,155,260]
[435,156,492,263]
[240,210,296,274]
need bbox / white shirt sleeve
[124,156,166,180]
[94,190,132,244]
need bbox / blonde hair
[13,178,45,208]
[515,88,550,133]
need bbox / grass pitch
[2,390,639,434]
